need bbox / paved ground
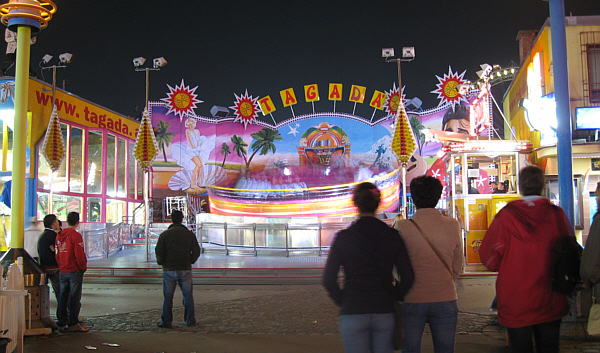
[22,277,600,353]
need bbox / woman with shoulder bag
[395,175,463,353]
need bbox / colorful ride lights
[0,0,56,30]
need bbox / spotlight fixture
[133,56,146,67]
[58,53,73,64]
[382,48,394,58]
[153,57,167,69]
[401,47,415,59]
[41,54,52,64]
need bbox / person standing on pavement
[55,212,88,332]
[581,182,600,310]
[23,217,40,262]
[323,182,414,353]
[480,166,573,353]
[38,214,61,302]
[395,175,463,353]
[155,209,201,328]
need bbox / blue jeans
[402,300,458,353]
[339,313,395,353]
[56,271,84,327]
[161,270,195,326]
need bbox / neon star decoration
[430,66,468,108]
[161,79,203,120]
[384,83,406,117]
[230,89,261,128]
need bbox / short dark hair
[171,210,184,224]
[519,165,545,196]
[410,175,443,209]
[66,212,80,226]
[352,182,380,214]
[43,214,57,229]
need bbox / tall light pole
[0,1,56,252]
[39,53,72,215]
[383,47,416,217]
[132,56,166,261]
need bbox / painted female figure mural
[170,117,215,191]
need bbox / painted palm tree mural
[247,128,282,168]
[230,128,282,170]
[231,134,248,166]
[410,115,426,155]
[155,120,175,162]
[220,142,231,167]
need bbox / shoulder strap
[409,219,453,278]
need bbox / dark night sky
[24,1,600,122]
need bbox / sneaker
[67,324,89,332]
[157,322,172,328]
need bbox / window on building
[588,44,600,103]
[117,138,126,197]
[70,127,84,193]
[127,142,136,198]
[87,131,103,194]
[87,197,102,222]
[581,32,600,105]
[107,135,116,197]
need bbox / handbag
[588,301,600,336]
[409,219,453,278]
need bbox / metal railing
[82,223,144,259]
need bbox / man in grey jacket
[155,210,201,328]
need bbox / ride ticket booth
[443,140,532,271]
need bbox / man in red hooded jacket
[480,166,573,353]
[55,212,88,332]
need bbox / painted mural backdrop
[149,66,493,214]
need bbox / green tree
[410,115,426,155]
[246,128,282,168]
[220,142,231,167]
[154,120,175,162]
[231,134,248,166]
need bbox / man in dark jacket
[38,214,61,302]
[155,210,201,328]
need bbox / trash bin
[0,337,11,353]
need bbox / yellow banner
[304,84,319,102]
[348,85,366,103]
[328,83,343,101]
[280,88,298,107]
[369,90,386,110]
[27,79,139,145]
[259,95,277,115]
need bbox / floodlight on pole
[382,46,416,217]
[133,55,166,262]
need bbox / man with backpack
[480,166,575,353]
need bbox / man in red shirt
[55,212,88,332]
